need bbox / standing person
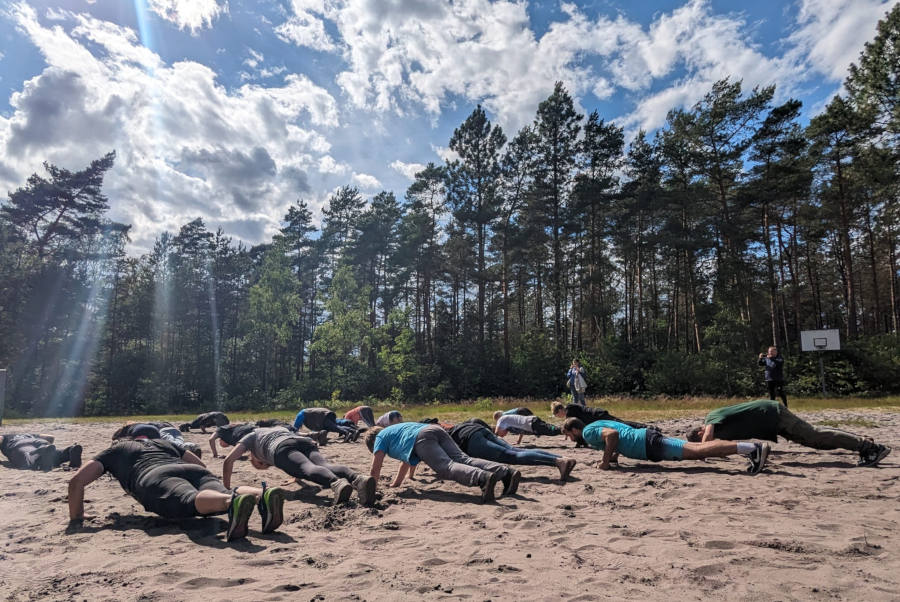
[364,423,518,503]
[449,418,576,481]
[67,438,285,541]
[179,411,229,433]
[293,407,358,442]
[222,427,375,506]
[344,405,376,428]
[685,399,892,467]
[567,360,587,406]
[758,346,787,407]
[0,433,82,471]
[493,411,561,446]
[561,418,770,474]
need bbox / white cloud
[431,144,459,163]
[0,3,339,253]
[351,172,381,190]
[390,160,425,180]
[244,48,263,69]
[319,154,349,174]
[275,9,337,52]
[788,0,898,81]
[146,0,227,34]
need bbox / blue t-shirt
[292,410,305,430]
[374,422,428,466]
[582,420,648,460]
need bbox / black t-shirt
[216,423,257,445]
[93,439,185,494]
[448,419,492,454]
[565,404,613,424]
[0,434,46,457]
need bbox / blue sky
[0,0,896,253]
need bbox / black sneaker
[858,444,891,467]
[501,469,520,496]
[480,470,501,504]
[258,487,286,533]
[226,494,255,541]
[746,443,770,475]
[68,445,83,469]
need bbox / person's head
[364,426,384,453]
[249,455,271,470]
[492,410,503,422]
[767,346,778,357]
[685,426,704,442]
[572,359,580,367]
[551,401,566,418]
[178,423,191,432]
[561,417,586,443]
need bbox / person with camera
[758,346,787,407]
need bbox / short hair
[492,410,503,421]
[685,426,703,442]
[550,401,565,415]
[562,417,585,432]
[364,426,384,453]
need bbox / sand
[1,409,898,601]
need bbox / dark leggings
[359,406,376,427]
[531,417,561,437]
[767,381,787,407]
[322,416,355,437]
[467,431,559,466]
[135,463,228,519]
[273,440,357,487]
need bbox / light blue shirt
[582,420,647,460]
[374,422,428,466]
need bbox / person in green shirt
[685,399,891,467]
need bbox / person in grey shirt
[221,427,375,506]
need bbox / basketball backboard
[800,329,840,351]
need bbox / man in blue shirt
[364,423,518,503]
[561,418,770,474]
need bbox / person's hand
[759,353,765,359]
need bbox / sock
[736,442,756,455]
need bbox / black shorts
[644,428,666,462]
[134,464,229,519]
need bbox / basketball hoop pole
[0,368,6,426]
[815,345,827,396]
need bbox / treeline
[1,8,899,416]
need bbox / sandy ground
[1,409,898,601]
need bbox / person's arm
[516,433,524,445]
[181,449,205,467]
[38,434,56,443]
[701,424,715,443]
[68,460,105,521]
[598,428,619,469]
[370,450,386,479]
[222,443,248,489]
[391,462,411,487]
[208,433,221,458]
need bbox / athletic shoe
[747,443,770,475]
[858,444,891,467]
[479,470,501,504]
[330,478,353,505]
[501,469,521,496]
[352,475,377,506]
[226,494,256,541]
[68,445,83,469]
[258,487,286,533]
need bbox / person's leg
[306,448,359,482]
[530,417,561,437]
[469,432,558,466]
[414,427,491,487]
[767,381,777,401]
[682,439,741,459]
[777,408,867,451]
[323,415,354,438]
[360,406,376,427]
[433,429,508,474]
[274,444,340,487]
[775,381,788,407]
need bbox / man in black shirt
[449,419,576,481]
[178,411,230,433]
[551,402,647,430]
[0,433,82,471]
[67,438,284,542]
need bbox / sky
[0,0,897,254]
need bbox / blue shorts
[645,429,685,461]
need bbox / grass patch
[3,395,900,426]
[815,417,881,429]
